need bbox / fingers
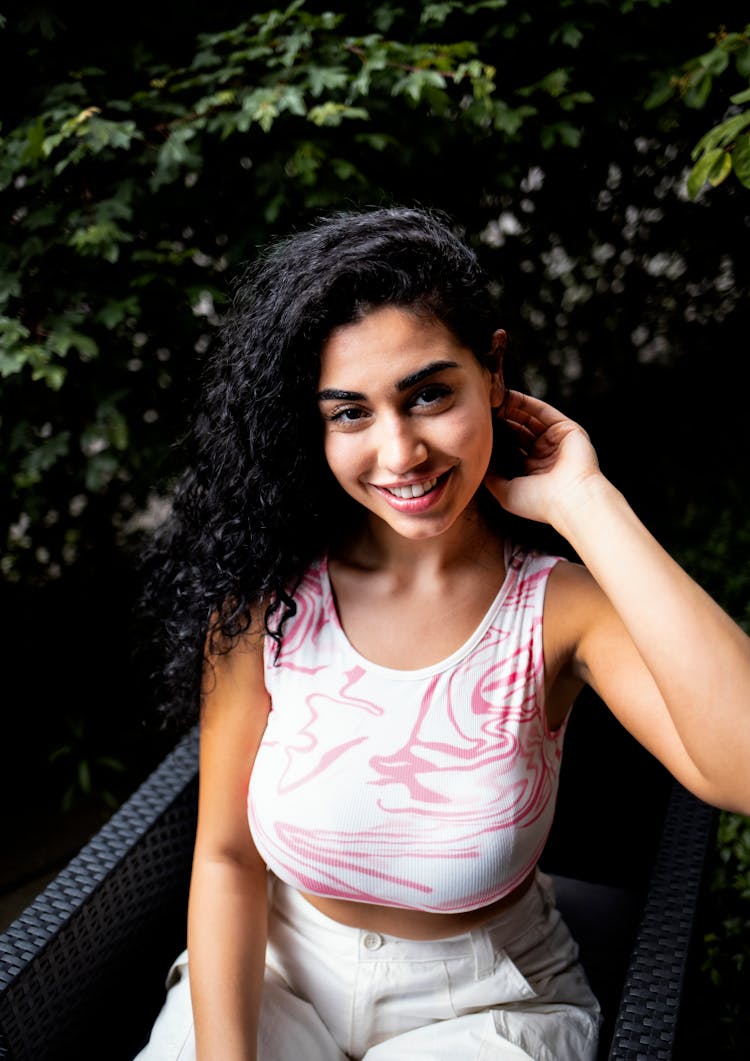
[502,417,537,456]
[497,391,560,455]
[501,390,570,432]
[499,391,583,456]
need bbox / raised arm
[485,390,750,814]
[187,623,271,1060]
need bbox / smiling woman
[317,307,503,543]
[135,206,750,1061]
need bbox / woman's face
[317,305,504,544]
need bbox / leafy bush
[2,0,749,589]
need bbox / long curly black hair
[139,205,533,727]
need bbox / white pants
[135,871,600,1060]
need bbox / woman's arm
[486,390,750,813]
[187,625,271,1061]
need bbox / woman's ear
[489,328,507,408]
[491,328,507,358]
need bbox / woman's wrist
[549,473,631,552]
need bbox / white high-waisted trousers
[135,870,600,1060]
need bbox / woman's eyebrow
[396,360,459,392]
[317,360,460,402]
[317,386,366,402]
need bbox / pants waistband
[269,869,551,974]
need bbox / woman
[137,206,750,1060]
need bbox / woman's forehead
[318,306,473,390]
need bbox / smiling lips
[385,475,439,499]
[373,470,451,510]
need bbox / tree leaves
[732,133,750,188]
[1,0,748,587]
[645,23,750,197]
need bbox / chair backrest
[541,687,716,1059]
[0,729,199,1061]
[0,696,715,1061]
[542,685,674,888]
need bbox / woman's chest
[327,565,507,670]
[260,612,552,794]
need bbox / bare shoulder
[544,557,641,684]
[541,560,607,727]
[543,559,608,658]
[196,612,272,864]
[202,613,270,733]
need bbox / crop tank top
[248,546,568,914]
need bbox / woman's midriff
[299,867,537,941]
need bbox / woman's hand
[484,391,605,528]
[485,393,750,815]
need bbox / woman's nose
[377,418,428,474]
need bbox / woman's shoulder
[544,555,599,600]
[542,556,608,664]
[506,541,567,580]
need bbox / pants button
[362,932,383,951]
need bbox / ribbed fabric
[249,547,567,913]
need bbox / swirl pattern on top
[249,548,567,913]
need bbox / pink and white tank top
[248,547,567,914]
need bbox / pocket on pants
[447,947,539,1016]
[165,948,189,990]
[487,1004,599,1061]
[498,886,593,1009]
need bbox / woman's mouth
[385,476,439,499]
[372,471,452,512]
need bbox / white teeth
[387,477,438,499]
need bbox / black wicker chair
[0,689,716,1061]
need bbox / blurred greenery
[2,0,749,586]
[673,510,750,1057]
[1,0,748,1051]
[48,714,127,811]
[646,21,750,197]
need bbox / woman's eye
[411,384,451,408]
[328,406,366,424]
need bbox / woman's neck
[334,500,504,579]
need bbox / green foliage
[673,508,750,1049]
[49,714,127,810]
[0,0,616,585]
[700,809,750,1050]
[676,508,750,635]
[646,24,750,197]
[2,1,747,592]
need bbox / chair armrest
[0,727,199,1061]
[607,781,716,1060]
[0,731,716,1061]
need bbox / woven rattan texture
[0,729,715,1061]
[608,783,715,1060]
[0,727,198,1061]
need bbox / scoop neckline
[318,544,519,681]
